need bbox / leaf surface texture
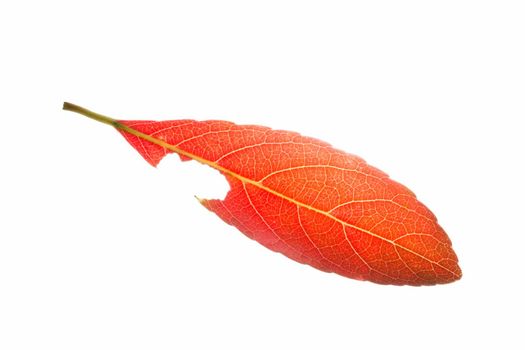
[114,118,461,286]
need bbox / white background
[1,1,524,349]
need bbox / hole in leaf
[157,153,230,201]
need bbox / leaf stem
[63,102,121,128]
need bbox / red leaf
[64,103,461,286]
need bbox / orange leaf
[64,102,461,286]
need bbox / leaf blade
[117,119,461,285]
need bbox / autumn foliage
[64,103,461,286]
